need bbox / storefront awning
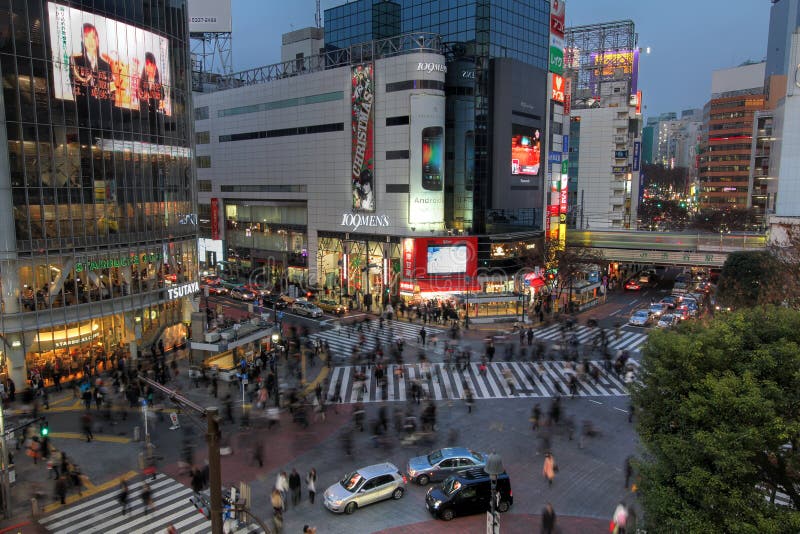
[403,278,482,295]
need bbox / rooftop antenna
[315,0,322,28]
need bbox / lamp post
[485,452,503,534]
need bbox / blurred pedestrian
[141,481,153,514]
[624,456,633,489]
[612,501,628,534]
[118,479,129,515]
[303,526,317,534]
[275,471,289,509]
[541,502,556,534]
[252,440,264,468]
[542,452,556,487]
[81,412,93,442]
[54,473,67,504]
[306,468,317,504]
[530,403,541,431]
[271,488,283,515]
[289,468,301,506]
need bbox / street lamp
[485,452,504,534]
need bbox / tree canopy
[632,306,800,533]
[716,251,782,309]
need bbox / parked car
[407,448,488,486]
[291,299,323,318]
[229,287,257,301]
[624,279,641,291]
[323,463,407,514]
[628,309,651,327]
[317,297,347,316]
[656,314,679,329]
[425,468,513,521]
[648,303,668,317]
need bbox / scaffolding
[564,20,637,107]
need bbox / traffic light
[39,420,49,437]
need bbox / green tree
[632,307,800,533]
[716,251,782,309]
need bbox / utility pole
[206,406,223,534]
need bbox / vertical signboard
[210,198,219,240]
[549,35,564,75]
[563,77,572,115]
[550,0,566,38]
[559,160,568,249]
[551,73,565,103]
[409,93,446,224]
[403,238,415,280]
[351,64,375,212]
[633,141,641,172]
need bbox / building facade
[194,1,563,315]
[0,0,198,385]
[698,62,766,213]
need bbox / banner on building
[633,141,641,171]
[549,34,564,75]
[550,0,566,38]
[563,77,572,115]
[351,64,375,212]
[210,198,219,241]
[409,93,446,224]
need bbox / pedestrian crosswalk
[532,324,649,353]
[39,473,263,534]
[325,361,632,403]
[310,320,447,361]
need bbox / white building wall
[573,107,620,229]
[774,32,800,216]
[711,62,766,96]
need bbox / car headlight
[433,500,441,509]
[408,468,416,476]
[332,499,343,506]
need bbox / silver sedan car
[406,447,488,486]
[323,463,407,514]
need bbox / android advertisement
[409,94,445,224]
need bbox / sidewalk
[375,513,610,534]
[0,341,335,532]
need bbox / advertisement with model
[351,64,375,212]
[409,93,445,224]
[48,2,172,117]
[511,124,542,180]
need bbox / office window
[195,131,210,144]
[197,156,211,168]
[194,106,209,120]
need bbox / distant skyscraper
[766,0,800,79]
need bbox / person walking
[465,386,474,414]
[541,502,556,534]
[624,456,633,489]
[612,501,629,534]
[81,411,93,442]
[531,403,541,431]
[275,471,289,510]
[118,479,129,515]
[55,473,68,504]
[419,326,427,346]
[141,481,153,515]
[306,468,317,504]
[542,452,556,487]
[271,488,283,515]
[289,468,301,506]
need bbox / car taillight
[401,474,408,484]
[509,489,513,497]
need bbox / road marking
[42,470,138,514]
[49,432,131,444]
[614,407,629,413]
[610,309,621,316]
[588,399,603,405]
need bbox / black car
[425,468,512,521]
[262,294,289,310]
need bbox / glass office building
[325,0,550,236]
[0,0,197,385]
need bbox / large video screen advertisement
[426,244,467,275]
[48,2,172,116]
[409,93,445,224]
[511,124,541,180]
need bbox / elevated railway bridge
[567,230,767,267]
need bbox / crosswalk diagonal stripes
[531,324,649,353]
[310,321,447,362]
[38,473,264,534]
[325,361,632,403]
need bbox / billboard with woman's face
[48,2,172,116]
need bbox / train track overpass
[567,230,767,267]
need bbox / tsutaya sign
[340,213,391,232]
[167,281,200,300]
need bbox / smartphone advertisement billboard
[351,64,375,212]
[48,2,172,116]
[409,93,445,224]
[511,124,542,180]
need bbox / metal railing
[211,32,444,91]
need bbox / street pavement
[0,291,645,534]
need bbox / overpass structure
[567,230,768,267]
